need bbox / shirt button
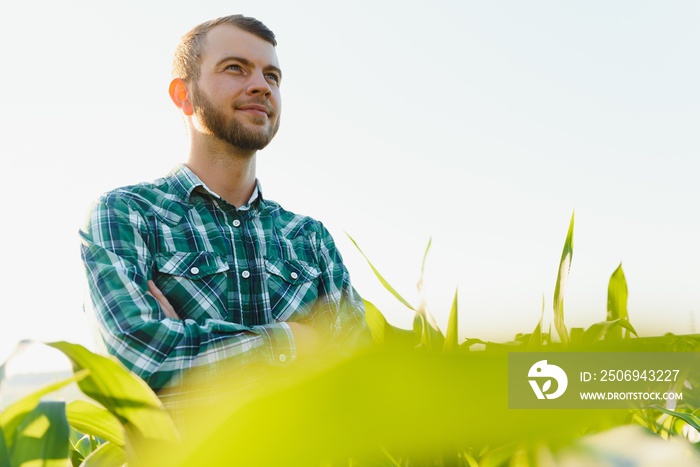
[242,270,250,279]
[232,219,241,227]
[190,267,200,275]
[290,272,299,280]
[279,353,287,363]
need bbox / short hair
[172,14,277,81]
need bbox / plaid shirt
[80,164,369,392]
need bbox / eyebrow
[215,55,283,79]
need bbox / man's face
[190,24,282,151]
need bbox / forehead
[200,24,279,68]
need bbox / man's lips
[237,104,271,116]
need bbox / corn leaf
[569,328,584,344]
[415,238,446,350]
[46,342,179,449]
[0,426,8,467]
[607,262,629,339]
[10,401,70,467]
[364,300,419,347]
[553,211,574,344]
[653,407,700,431]
[527,295,545,350]
[0,369,88,451]
[581,319,639,343]
[66,400,125,447]
[443,288,459,351]
[419,311,445,351]
[80,441,127,467]
[162,350,610,466]
[420,237,432,279]
[363,299,387,344]
[70,433,93,466]
[346,233,416,311]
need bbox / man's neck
[185,137,258,208]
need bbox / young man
[80,15,370,393]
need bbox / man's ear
[169,78,194,116]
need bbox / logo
[528,360,568,400]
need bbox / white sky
[1,0,698,372]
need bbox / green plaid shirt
[80,164,369,392]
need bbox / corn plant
[0,341,178,466]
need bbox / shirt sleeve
[305,223,373,354]
[80,193,296,392]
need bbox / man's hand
[286,322,323,358]
[148,280,180,319]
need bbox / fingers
[148,280,180,319]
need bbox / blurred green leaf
[553,211,574,345]
[653,407,700,431]
[162,350,619,466]
[346,233,416,311]
[70,433,93,466]
[582,319,638,343]
[11,401,69,467]
[418,311,445,351]
[363,299,387,344]
[420,237,432,279]
[570,328,584,344]
[0,426,8,467]
[364,300,418,348]
[527,297,545,350]
[414,238,445,350]
[80,442,126,467]
[444,288,459,351]
[0,369,87,451]
[66,400,124,447]
[607,262,629,339]
[46,342,179,450]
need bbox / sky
[1,0,698,373]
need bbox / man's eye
[226,64,242,71]
[265,73,280,84]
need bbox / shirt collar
[168,163,264,210]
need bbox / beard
[190,84,280,151]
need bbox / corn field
[1,212,699,466]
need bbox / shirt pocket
[154,251,229,322]
[264,258,321,321]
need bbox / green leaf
[66,400,125,447]
[607,262,630,339]
[416,306,445,351]
[70,434,93,466]
[364,300,419,347]
[0,369,88,451]
[569,328,584,344]
[414,237,445,350]
[46,342,179,449]
[527,296,545,350]
[553,211,574,345]
[443,288,459,351]
[582,319,639,343]
[346,233,416,311]
[653,407,700,431]
[363,299,387,344]
[11,401,70,467]
[80,442,127,467]
[419,237,432,280]
[0,427,9,467]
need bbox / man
[80,15,370,393]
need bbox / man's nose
[247,72,272,97]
